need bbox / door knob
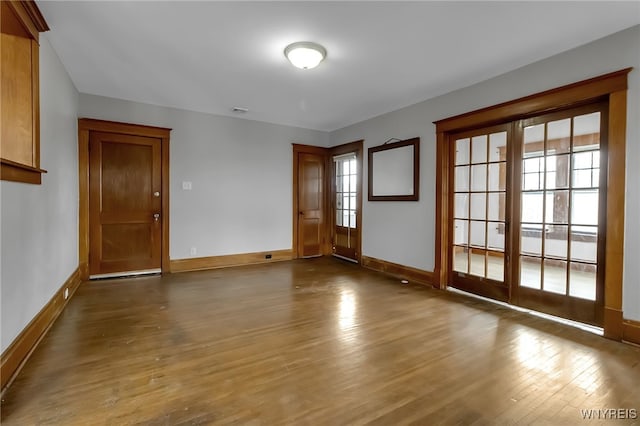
[153,191,160,197]
[153,213,160,221]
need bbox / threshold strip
[446,287,604,336]
[90,269,161,280]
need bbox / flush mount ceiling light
[284,42,326,70]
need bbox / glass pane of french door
[335,155,357,229]
[333,153,358,261]
[453,129,507,282]
[519,110,602,301]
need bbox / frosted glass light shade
[284,42,326,69]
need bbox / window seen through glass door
[520,112,601,300]
[453,131,507,281]
[335,155,357,229]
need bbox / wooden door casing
[434,69,629,339]
[78,119,171,280]
[89,131,162,275]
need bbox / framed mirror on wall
[368,137,420,201]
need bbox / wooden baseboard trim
[603,307,624,341]
[361,256,434,287]
[1,267,82,392]
[170,249,294,273]
[79,261,89,281]
[623,319,640,346]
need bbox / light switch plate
[182,181,192,190]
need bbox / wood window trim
[0,158,47,184]
[434,68,632,340]
[78,118,172,279]
[1,1,49,185]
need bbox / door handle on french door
[153,213,160,222]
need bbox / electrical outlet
[265,253,272,259]
[64,288,69,300]
[190,247,197,256]
[182,181,192,190]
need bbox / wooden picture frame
[368,137,420,201]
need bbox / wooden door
[89,131,162,276]
[330,141,363,263]
[297,152,325,258]
[512,103,607,325]
[449,124,512,301]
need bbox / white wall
[1,36,79,352]
[78,95,329,260]
[330,25,640,320]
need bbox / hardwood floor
[1,257,639,425]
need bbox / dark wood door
[89,131,162,275]
[297,152,325,258]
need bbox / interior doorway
[292,140,363,262]
[330,140,363,263]
[78,119,171,280]
[293,145,327,258]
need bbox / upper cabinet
[1,0,49,184]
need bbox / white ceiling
[38,1,640,132]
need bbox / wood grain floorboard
[1,257,639,425]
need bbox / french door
[512,103,607,325]
[332,153,358,261]
[450,124,511,301]
[330,140,363,263]
[449,102,607,325]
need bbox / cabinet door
[0,0,48,184]
[1,33,36,166]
